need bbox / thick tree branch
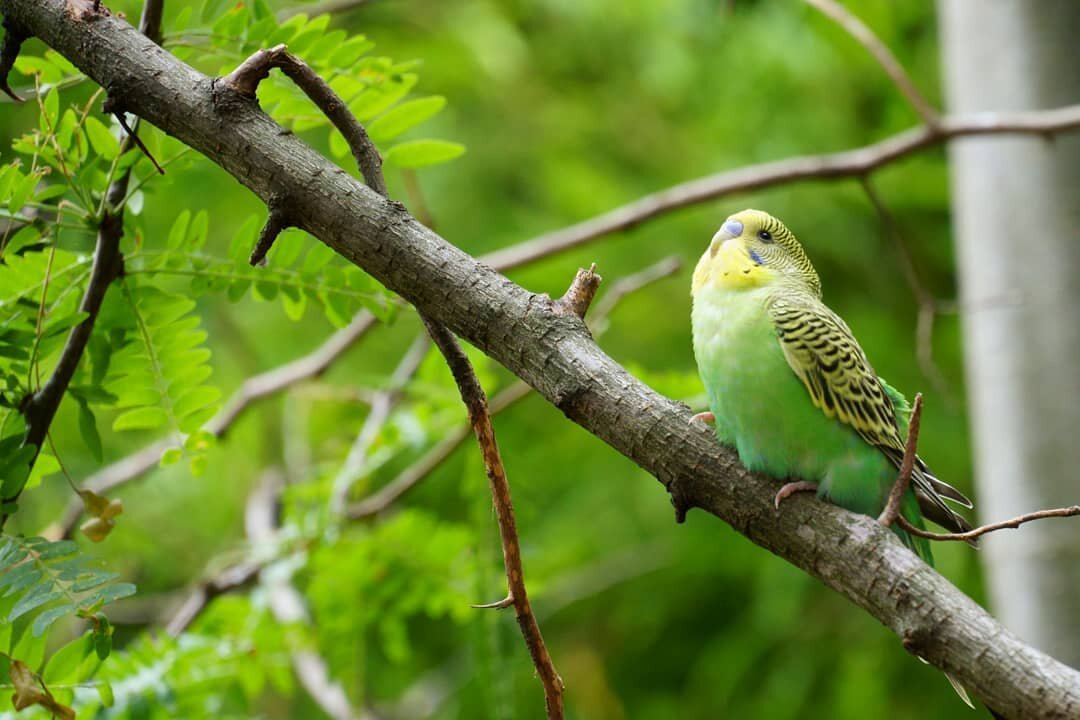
[5,3,1080,716]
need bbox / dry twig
[421,317,565,719]
[877,394,922,527]
[897,506,1080,544]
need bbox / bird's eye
[757,230,774,243]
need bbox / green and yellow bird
[690,209,974,565]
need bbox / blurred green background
[0,0,985,717]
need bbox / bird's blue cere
[722,219,743,238]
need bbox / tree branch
[329,333,428,513]
[6,3,1080,715]
[878,393,922,527]
[420,317,564,719]
[804,0,939,126]
[1,0,163,529]
[478,105,1080,271]
[897,506,1080,543]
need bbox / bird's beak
[712,219,744,244]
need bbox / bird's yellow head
[691,209,821,297]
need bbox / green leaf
[97,681,114,707]
[83,116,121,161]
[81,583,136,610]
[42,86,60,128]
[9,587,64,622]
[167,209,192,251]
[32,602,75,636]
[43,631,96,683]
[112,406,169,432]
[160,447,183,466]
[77,400,104,462]
[383,139,466,169]
[367,96,446,143]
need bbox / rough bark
[939,0,1080,669]
[2,1,1079,716]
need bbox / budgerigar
[690,209,974,565]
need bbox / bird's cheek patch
[713,240,773,289]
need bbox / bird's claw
[690,411,715,426]
[774,481,818,509]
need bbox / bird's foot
[774,481,818,509]
[690,411,715,426]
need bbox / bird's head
[691,209,821,297]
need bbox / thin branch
[860,178,952,402]
[478,105,1080,271]
[878,393,922,527]
[329,333,429,513]
[111,110,165,175]
[48,311,379,539]
[245,471,378,720]
[348,257,681,521]
[897,506,1080,543]
[347,379,532,520]
[804,0,938,126]
[223,44,388,197]
[164,559,261,636]
[1,0,164,530]
[421,317,564,720]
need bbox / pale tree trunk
[939,0,1080,668]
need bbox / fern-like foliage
[163,1,464,169]
[127,212,394,327]
[97,281,221,467]
[0,536,134,641]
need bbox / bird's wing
[768,296,972,533]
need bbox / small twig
[804,0,938,127]
[896,506,1080,543]
[112,111,165,175]
[249,206,292,266]
[554,263,601,319]
[472,595,514,610]
[878,393,922,527]
[421,317,565,720]
[223,44,388,197]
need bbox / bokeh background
[2,0,1076,718]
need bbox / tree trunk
[939,0,1080,669]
